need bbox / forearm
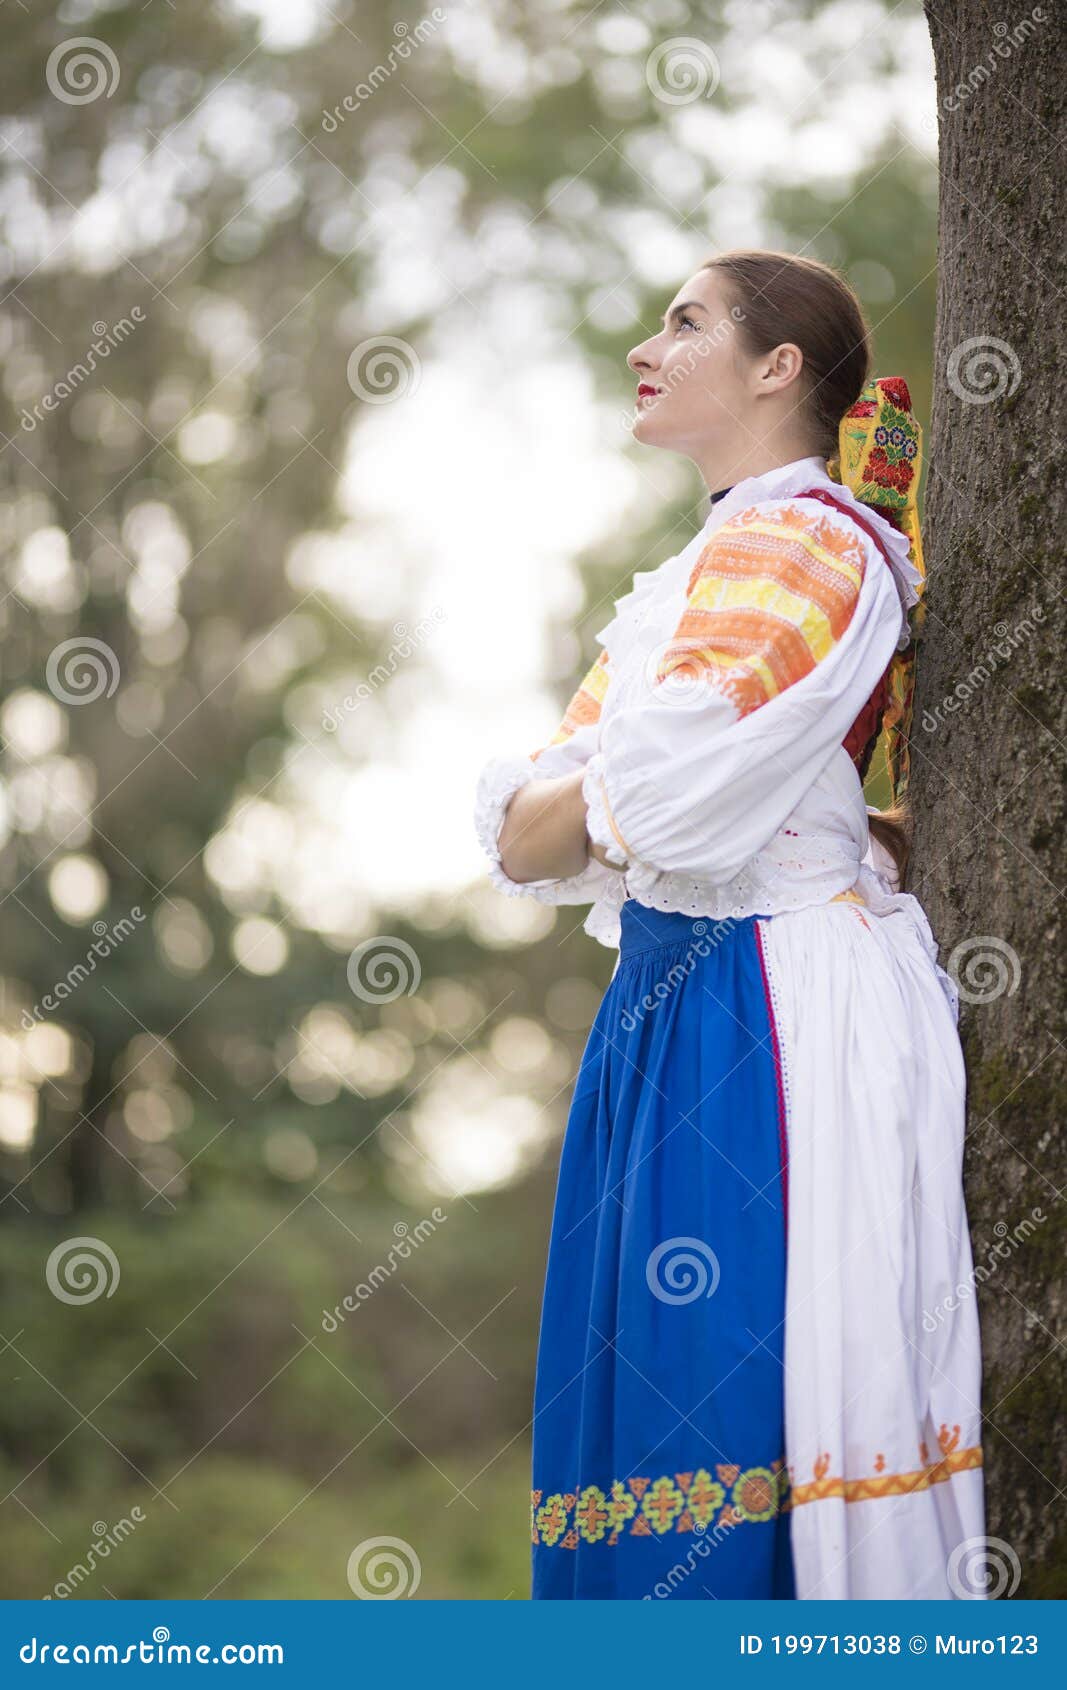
[498,768,593,883]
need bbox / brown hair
[702,247,871,456]
[868,802,912,890]
[703,247,912,884]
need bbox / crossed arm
[497,768,620,884]
[481,497,901,900]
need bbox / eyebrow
[662,300,707,325]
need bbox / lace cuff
[473,754,620,905]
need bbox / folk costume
[473,380,986,1600]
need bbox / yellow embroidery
[640,1475,686,1535]
[574,1485,611,1544]
[664,503,867,716]
[531,1461,788,1548]
[732,1466,780,1522]
[687,1468,726,1530]
[830,886,865,907]
[606,1478,637,1535]
[789,1440,983,1509]
[539,1441,986,1543]
[533,1490,572,1546]
[530,648,611,760]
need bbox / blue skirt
[531,899,796,1599]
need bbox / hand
[580,767,628,874]
[588,834,626,872]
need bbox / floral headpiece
[828,376,925,807]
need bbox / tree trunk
[921,1,1065,1599]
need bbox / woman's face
[626,268,779,461]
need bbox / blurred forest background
[0,0,941,1598]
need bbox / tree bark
[922,1,1065,1598]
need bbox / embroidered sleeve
[582,500,903,889]
[530,648,611,768]
[473,647,623,905]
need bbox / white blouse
[473,455,922,950]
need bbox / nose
[627,332,661,377]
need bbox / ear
[764,343,804,395]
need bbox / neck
[693,437,824,496]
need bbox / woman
[473,250,986,1601]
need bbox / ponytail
[868,802,912,891]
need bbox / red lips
[637,384,660,397]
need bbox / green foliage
[0,1451,534,1600]
[0,1187,544,1596]
[0,0,937,1595]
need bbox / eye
[677,313,702,333]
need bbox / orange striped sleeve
[659,501,867,717]
[529,647,611,761]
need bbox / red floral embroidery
[865,446,914,494]
[877,377,912,411]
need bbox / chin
[631,407,672,447]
